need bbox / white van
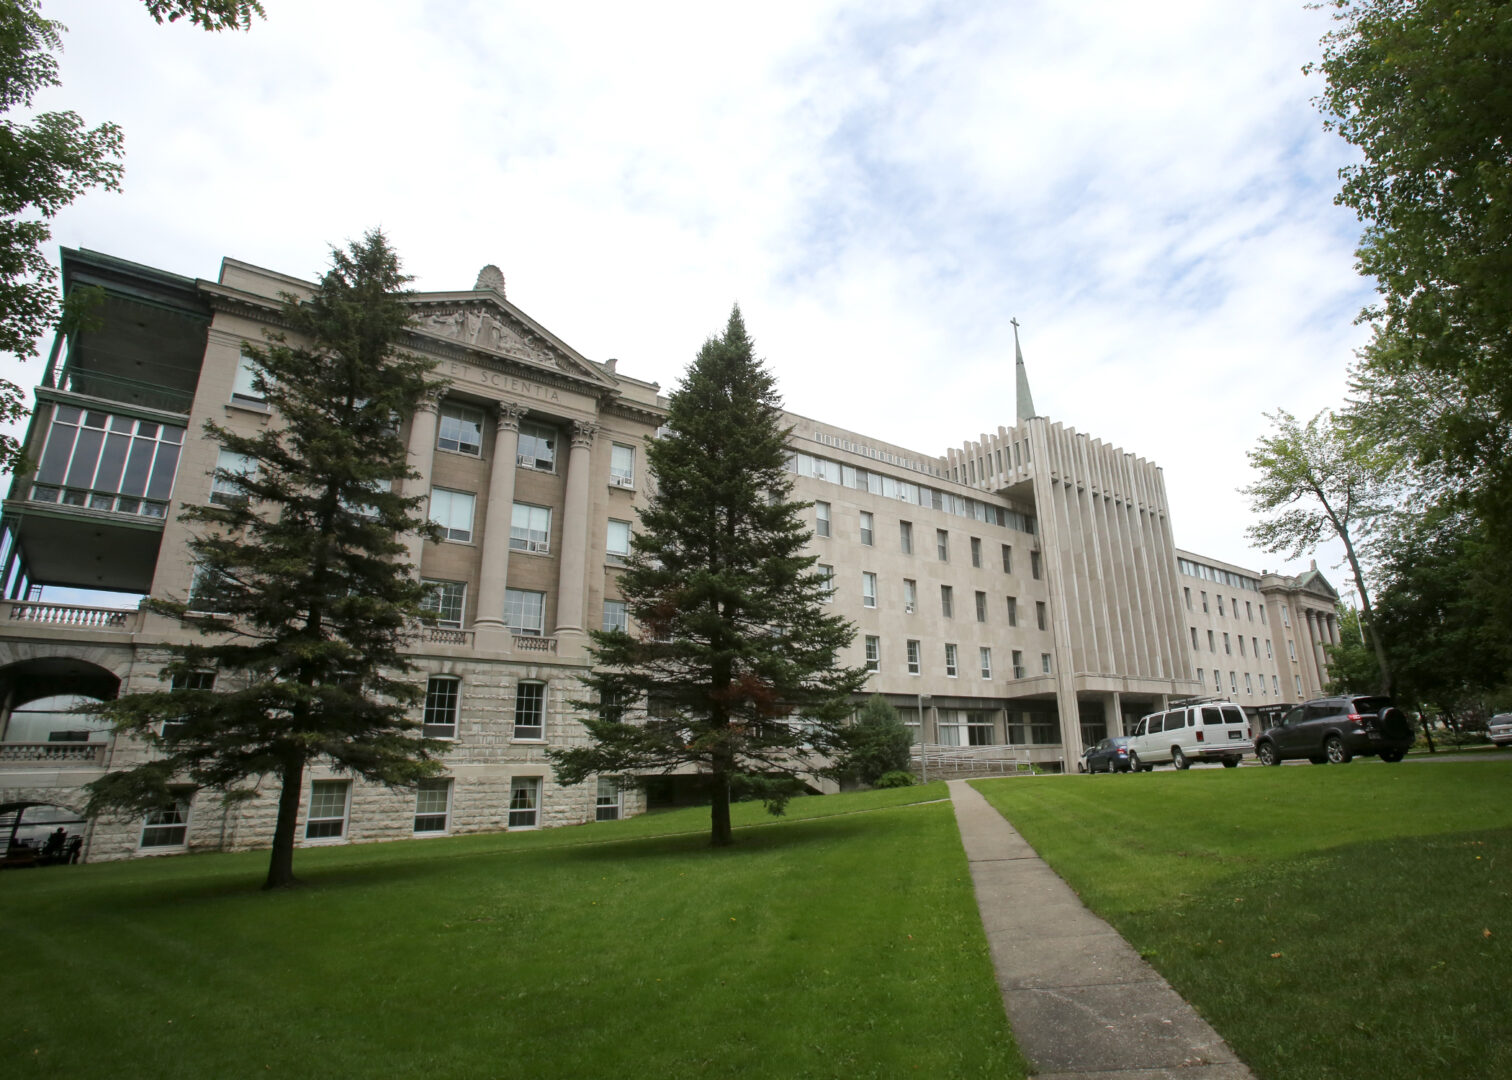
[1128,699,1249,771]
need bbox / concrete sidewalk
[949,780,1255,1080]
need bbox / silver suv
[1128,699,1250,771]
[1488,713,1512,748]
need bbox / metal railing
[6,601,142,632]
[0,742,107,766]
[911,742,1035,776]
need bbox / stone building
[0,247,1338,861]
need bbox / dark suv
[1255,695,1414,765]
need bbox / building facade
[0,248,1338,861]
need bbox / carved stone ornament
[418,306,562,369]
[475,265,506,295]
[570,421,599,449]
[494,400,527,431]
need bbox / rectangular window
[1190,626,1199,648]
[510,502,552,553]
[862,572,877,608]
[513,682,546,739]
[940,585,953,618]
[188,565,233,614]
[1288,639,1297,660]
[1001,544,1013,574]
[1244,672,1253,695]
[903,578,917,613]
[1238,636,1246,657]
[1035,601,1049,631]
[1207,629,1216,651]
[610,443,635,487]
[430,487,475,542]
[1218,596,1225,617]
[1006,596,1018,627]
[1183,586,1191,610]
[210,448,256,505]
[970,537,982,568]
[819,564,835,601]
[595,777,622,821]
[1266,639,1273,659]
[503,588,546,636]
[437,402,484,456]
[606,519,631,562]
[304,780,350,840]
[603,599,627,634]
[859,511,874,546]
[1197,667,1205,685]
[231,355,265,404]
[423,676,460,738]
[936,529,949,561]
[906,639,921,675]
[31,405,185,518]
[140,800,190,849]
[980,646,993,679]
[1215,671,1223,693]
[1041,652,1052,674]
[815,501,831,538]
[975,591,987,622]
[508,776,541,828]
[516,421,557,471]
[1231,671,1239,694]
[1246,601,1253,621]
[899,520,913,554]
[164,670,214,738]
[1282,604,1291,627]
[945,643,958,678]
[1261,604,1268,622]
[414,778,452,833]
[865,635,880,672]
[420,580,466,629]
[1012,649,1024,678]
[1201,590,1209,613]
[1030,550,1042,579]
[1224,632,1232,655]
[1252,636,1259,657]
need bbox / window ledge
[510,737,547,745]
[225,398,271,415]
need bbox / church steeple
[1013,317,1036,422]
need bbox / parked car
[1254,695,1413,765]
[1079,736,1133,773]
[1488,713,1512,748]
[1127,700,1249,771]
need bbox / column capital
[569,420,599,450]
[494,399,527,432]
[415,386,445,414]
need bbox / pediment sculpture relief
[417,307,562,370]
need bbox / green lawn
[0,784,1025,1080]
[974,763,1512,1080]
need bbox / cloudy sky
[12,0,1370,582]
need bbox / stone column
[401,390,443,571]
[1311,611,1331,694]
[1102,691,1122,738]
[554,420,597,639]
[473,401,525,637]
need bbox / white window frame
[424,675,460,738]
[606,519,632,563]
[504,588,546,636]
[979,646,993,679]
[1041,652,1052,674]
[437,402,484,456]
[430,487,476,543]
[815,501,831,538]
[509,776,542,828]
[865,635,880,672]
[231,354,265,405]
[304,779,351,842]
[975,590,987,623]
[609,443,635,487]
[859,511,874,546]
[819,564,835,602]
[510,502,552,554]
[603,599,628,634]
[516,421,557,472]
[595,776,622,821]
[414,777,453,834]
[945,643,958,678]
[906,639,921,675]
[210,448,257,505]
[420,580,466,629]
[140,799,191,850]
[936,529,949,561]
[862,571,877,608]
[513,681,546,740]
[899,520,912,554]
[903,578,916,613]
[970,537,982,568]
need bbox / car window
[1352,696,1393,716]
[1202,706,1225,725]
[1282,707,1304,727]
[1305,702,1337,721]
[1150,715,1165,734]
[1222,706,1246,727]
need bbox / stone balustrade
[0,742,107,766]
[6,601,141,632]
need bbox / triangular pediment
[406,291,613,389]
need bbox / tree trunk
[709,771,733,847]
[263,748,306,889]
[1340,527,1392,696]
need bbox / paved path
[948,780,1256,1080]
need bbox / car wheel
[1379,749,1405,763]
[1257,741,1281,767]
[1172,746,1190,770]
[1325,735,1352,764]
[1128,752,1142,772]
[1222,758,1239,768]
[1077,760,1087,773]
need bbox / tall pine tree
[85,229,447,889]
[548,307,865,846]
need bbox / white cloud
[8,0,1375,583]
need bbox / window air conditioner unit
[611,475,634,488]
[905,603,915,613]
[527,540,550,554]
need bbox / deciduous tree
[1243,408,1394,693]
[85,230,446,889]
[548,307,866,846]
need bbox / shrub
[838,695,914,785]
[873,770,915,788]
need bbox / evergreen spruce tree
[548,307,866,846]
[840,694,914,786]
[85,229,447,889]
